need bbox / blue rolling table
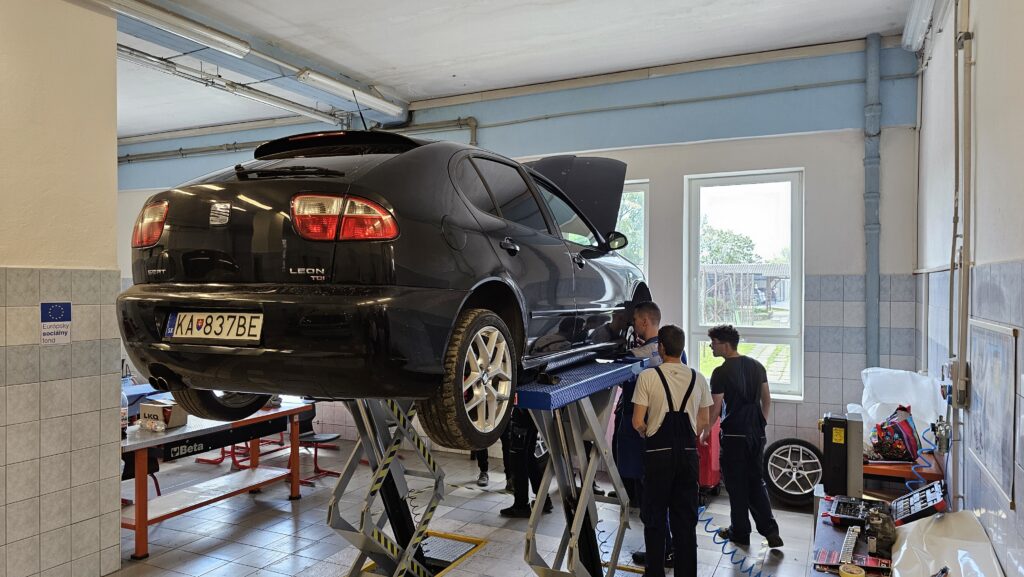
[516,356,646,577]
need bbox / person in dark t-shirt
[702,324,783,548]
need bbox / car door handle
[572,253,586,269]
[500,237,520,256]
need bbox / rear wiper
[234,164,345,179]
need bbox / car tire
[171,389,272,421]
[762,438,824,507]
[419,308,516,451]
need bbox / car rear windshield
[183,154,399,185]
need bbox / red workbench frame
[121,403,311,559]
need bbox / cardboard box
[139,399,188,429]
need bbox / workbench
[120,401,311,559]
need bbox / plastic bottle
[120,390,129,438]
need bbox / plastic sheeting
[849,368,946,445]
[892,511,1005,577]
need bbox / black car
[119,130,650,449]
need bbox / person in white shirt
[632,325,712,577]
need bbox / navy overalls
[718,367,780,540]
[641,366,699,577]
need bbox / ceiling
[116,0,912,138]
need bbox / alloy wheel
[461,326,513,434]
[766,442,823,497]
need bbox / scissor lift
[324,355,644,577]
[518,356,645,577]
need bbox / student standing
[703,324,784,548]
[632,325,711,577]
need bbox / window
[452,158,497,214]
[616,180,648,275]
[687,171,803,398]
[534,179,598,247]
[473,158,549,233]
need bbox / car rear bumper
[117,283,467,399]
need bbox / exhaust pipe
[148,365,187,391]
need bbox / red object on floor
[699,420,721,490]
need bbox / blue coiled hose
[697,505,774,577]
[907,428,938,492]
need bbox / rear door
[459,156,579,357]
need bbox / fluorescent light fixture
[224,81,342,126]
[903,0,937,51]
[97,0,251,58]
[237,194,272,211]
[296,69,406,117]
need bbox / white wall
[917,6,956,270]
[526,128,918,327]
[918,0,1024,571]
[969,0,1024,265]
[0,1,117,269]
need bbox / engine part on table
[864,506,896,558]
[825,495,871,526]
[891,481,947,526]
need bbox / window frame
[470,155,555,236]
[531,175,601,249]
[619,179,650,278]
[685,169,804,399]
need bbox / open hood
[526,155,627,237]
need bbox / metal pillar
[864,32,882,369]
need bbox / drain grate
[421,534,477,565]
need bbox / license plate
[164,311,263,343]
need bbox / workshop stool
[297,403,342,486]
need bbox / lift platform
[324,353,644,577]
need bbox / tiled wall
[766,274,920,450]
[1,268,123,577]
[935,261,1024,572]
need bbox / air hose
[697,505,774,577]
[907,429,938,492]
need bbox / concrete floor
[112,440,815,577]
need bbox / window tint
[473,158,549,233]
[452,158,497,214]
[535,179,598,247]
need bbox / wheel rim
[461,325,513,434]
[766,443,823,497]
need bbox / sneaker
[476,472,489,487]
[499,505,531,518]
[766,534,785,548]
[592,482,605,496]
[716,527,750,546]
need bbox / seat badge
[210,202,231,226]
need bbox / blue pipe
[864,34,882,368]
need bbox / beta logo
[169,442,206,458]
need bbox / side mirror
[604,231,628,251]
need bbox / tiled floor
[112,441,815,577]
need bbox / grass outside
[697,341,792,391]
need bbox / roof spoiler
[254,130,424,160]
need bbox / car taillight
[290,194,398,241]
[339,197,399,241]
[291,195,344,240]
[131,200,169,248]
